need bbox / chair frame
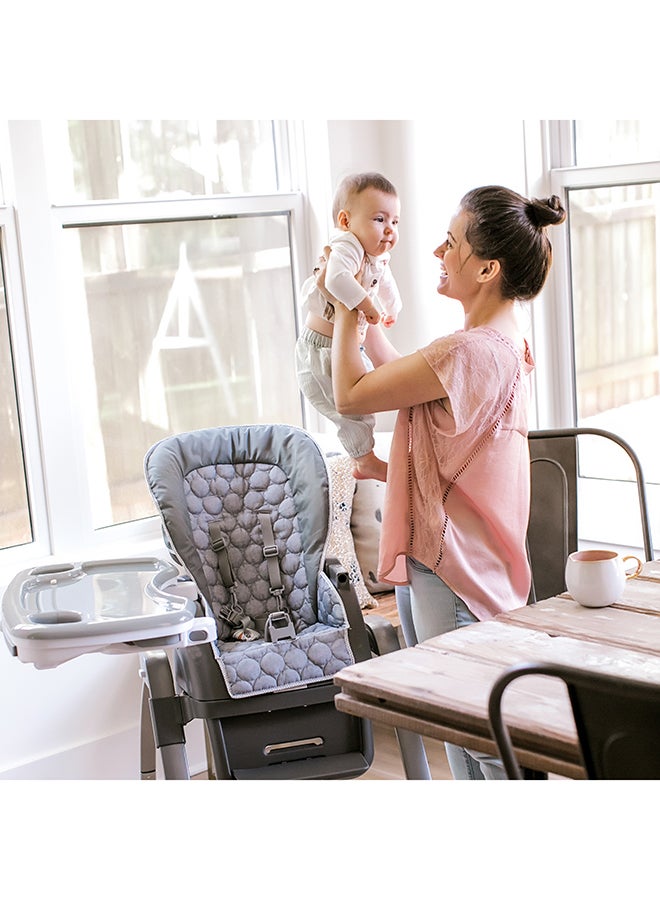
[488,660,660,779]
[527,427,653,605]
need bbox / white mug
[564,549,643,608]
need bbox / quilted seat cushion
[145,424,356,699]
[218,572,354,697]
[185,461,317,639]
[184,461,354,697]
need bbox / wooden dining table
[334,561,660,779]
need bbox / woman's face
[434,209,480,300]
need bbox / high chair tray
[2,557,216,668]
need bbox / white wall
[0,119,530,779]
[0,651,143,778]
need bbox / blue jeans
[404,557,507,781]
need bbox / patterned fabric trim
[325,454,378,609]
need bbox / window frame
[528,120,660,428]
[0,120,317,580]
[552,160,660,426]
[0,205,50,568]
[528,119,660,553]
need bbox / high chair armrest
[325,557,400,659]
[324,557,372,662]
[362,613,401,656]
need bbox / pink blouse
[378,326,535,621]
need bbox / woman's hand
[313,245,332,301]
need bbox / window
[542,120,660,552]
[0,235,31,549]
[0,120,312,569]
[45,119,280,202]
[574,120,660,167]
[568,182,659,457]
[61,213,301,528]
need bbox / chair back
[527,428,653,603]
[144,423,358,699]
[489,661,660,779]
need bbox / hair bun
[528,195,567,228]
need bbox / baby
[295,172,402,481]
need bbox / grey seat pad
[145,425,356,699]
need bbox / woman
[326,185,566,779]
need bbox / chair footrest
[232,751,371,780]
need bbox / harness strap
[259,512,284,610]
[208,521,259,641]
[209,522,236,591]
[259,512,296,642]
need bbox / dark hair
[460,185,567,301]
[332,172,398,222]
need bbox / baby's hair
[332,172,398,222]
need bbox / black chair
[527,427,653,604]
[488,661,660,779]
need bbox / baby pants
[295,327,375,459]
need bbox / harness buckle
[210,532,228,554]
[231,624,260,642]
[221,590,254,630]
[265,610,296,642]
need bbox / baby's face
[339,187,400,257]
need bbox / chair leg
[365,612,432,779]
[395,728,432,780]
[139,680,157,780]
[203,722,216,780]
[203,718,233,779]
[140,650,190,780]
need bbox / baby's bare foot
[352,452,388,482]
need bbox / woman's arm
[331,301,448,416]
[362,320,401,367]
